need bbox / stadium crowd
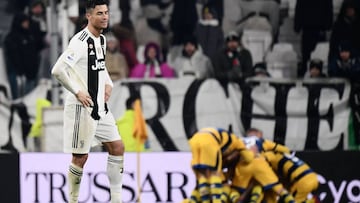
[0,1,359,202]
[1,0,359,148]
[1,0,360,97]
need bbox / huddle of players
[183,127,319,203]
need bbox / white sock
[68,163,83,203]
[107,155,124,203]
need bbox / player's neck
[87,25,102,38]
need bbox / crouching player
[228,136,295,203]
[262,151,319,203]
[185,127,255,203]
[245,127,291,154]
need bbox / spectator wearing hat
[130,42,175,78]
[195,5,224,59]
[253,62,270,78]
[328,41,360,80]
[172,36,214,79]
[212,31,253,81]
[305,59,327,78]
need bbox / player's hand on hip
[105,84,112,102]
[76,90,93,107]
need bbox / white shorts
[63,104,121,154]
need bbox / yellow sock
[181,199,190,203]
[249,185,263,203]
[210,176,222,203]
[305,199,315,203]
[198,176,210,203]
[229,189,241,203]
[279,190,295,203]
[221,184,231,203]
[190,189,200,203]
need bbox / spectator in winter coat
[172,36,214,79]
[328,41,360,81]
[329,0,360,61]
[195,5,224,59]
[170,0,198,46]
[27,0,47,50]
[306,59,327,78]
[212,31,253,81]
[294,0,333,77]
[4,13,41,99]
[130,42,175,78]
[328,40,360,150]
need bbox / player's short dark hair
[86,0,109,12]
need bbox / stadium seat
[166,45,183,68]
[278,17,301,57]
[222,0,242,34]
[265,42,298,78]
[287,0,297,18]
[0,48,11,98]
[239,0,280,36]
[280,0,289,9]
[136,45,145,64]
[241,29,273,64]
[134,17,163,50]
[310,41,330,73]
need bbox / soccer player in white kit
[51,1,124,202]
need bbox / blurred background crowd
[0,0,359,99]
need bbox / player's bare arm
[105,84,112,102]
[51,59,93,107]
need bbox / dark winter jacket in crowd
[170,0,198,45]
[212,47,253,80]
[329,0,360,60]
[4,13,40,80]
[294,0,333,32]
[195,19,224,59]
[328,56,360,82]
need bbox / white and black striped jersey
[55,27,113,119]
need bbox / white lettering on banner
[20,153,196,203]
[20,153,360,203]
[317,174,360,203]
[0,105,27,153]
[328,179,346,203]
[0,78,352,152]
[347,180,360,202]
[108,78,352,151]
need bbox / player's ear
[86,11,91,20]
